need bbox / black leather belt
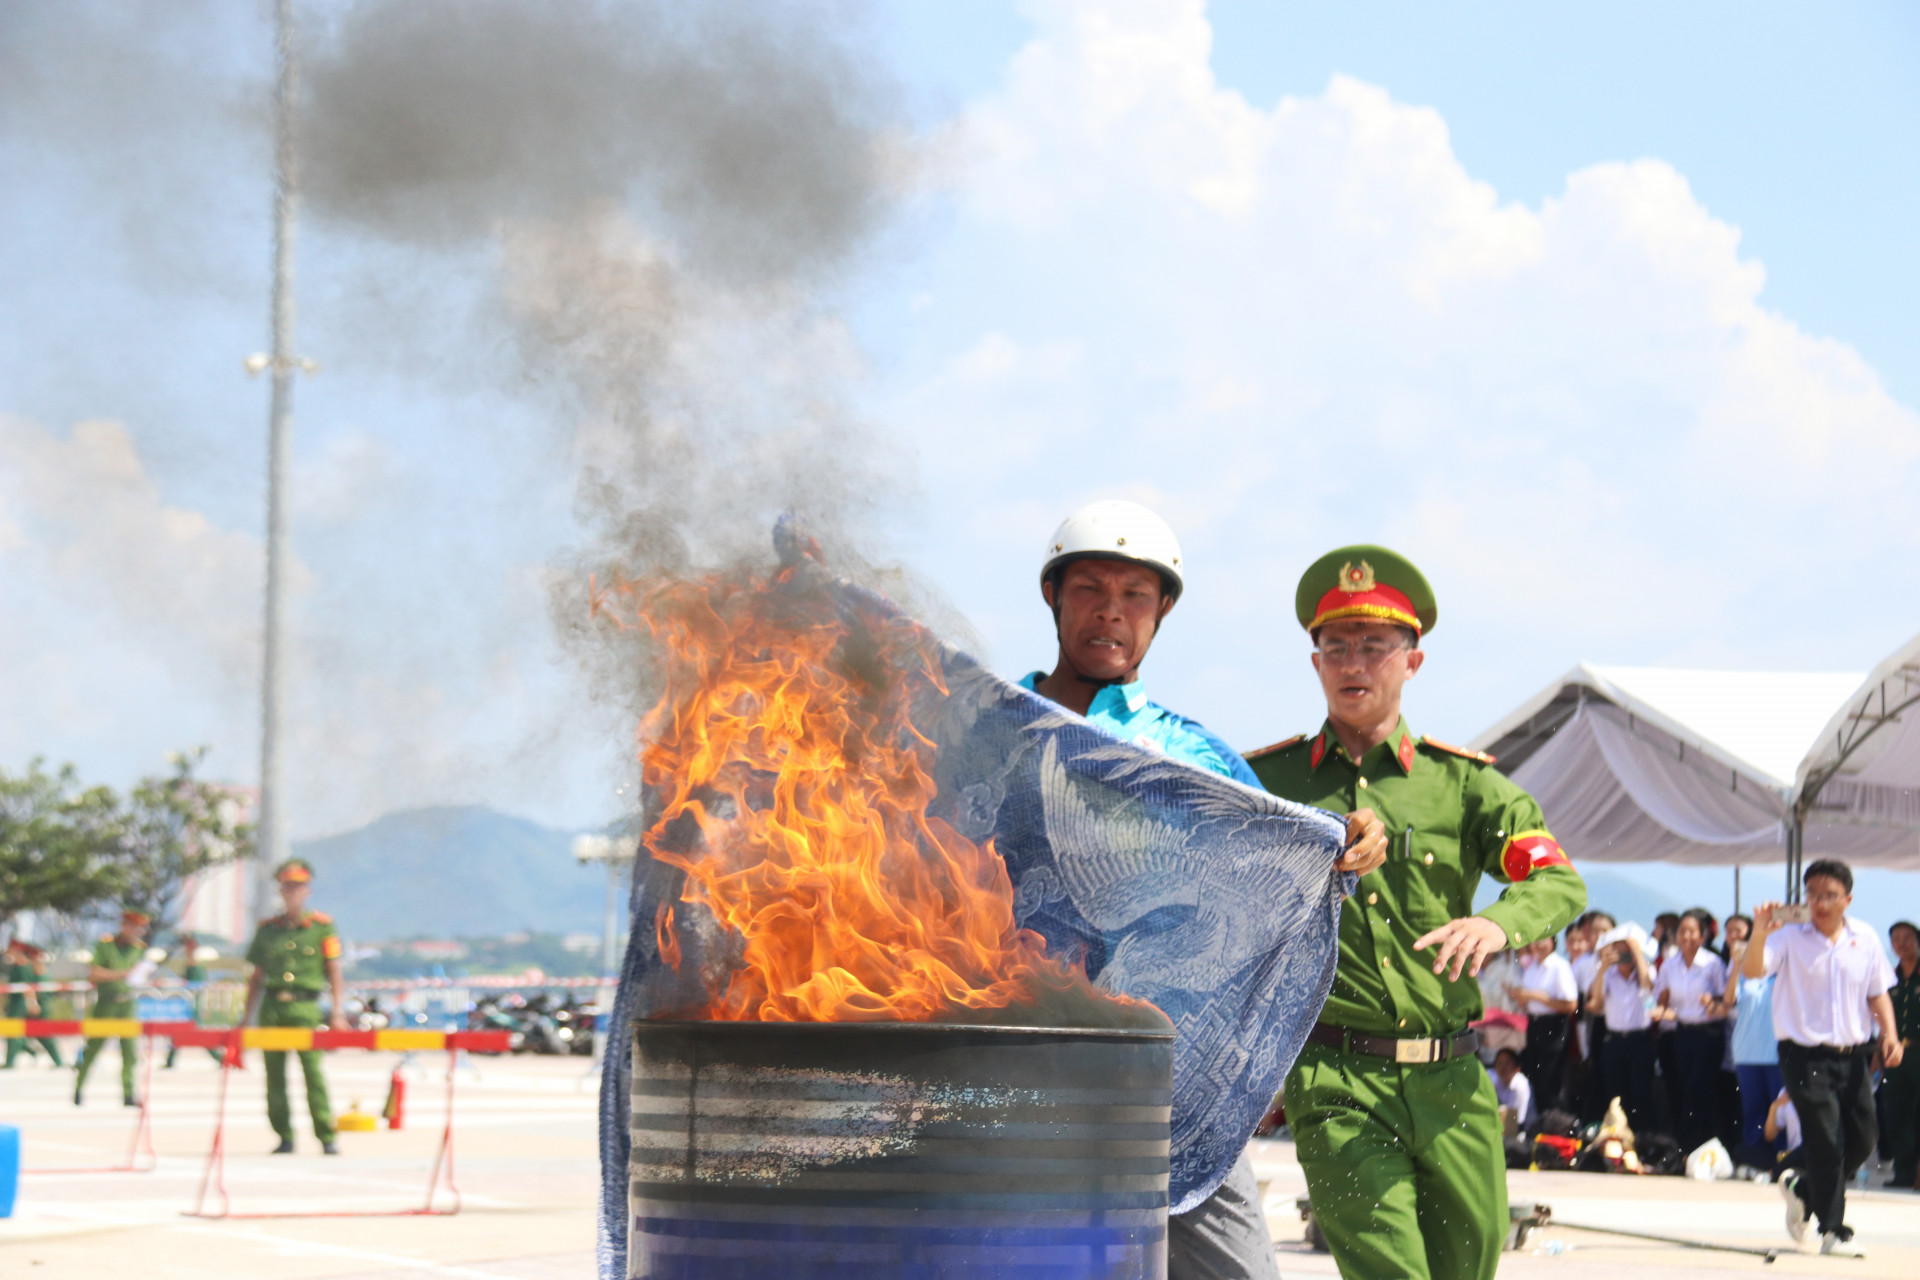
[1309,1021,1478,1064]
[271,988,321,1002]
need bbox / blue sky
[2,1,1917,927]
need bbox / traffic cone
[381,1068,406,1130]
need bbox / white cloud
[294,428,396,526]
[0,414,615,836]
[0,416,275,684]
[891,0,1920,745]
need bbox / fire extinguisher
[382,1068,406,1130]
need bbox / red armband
[1501,831,1571,882]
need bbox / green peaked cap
[1294,544,1437,635]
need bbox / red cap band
[1310,583,1420,633]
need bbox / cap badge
[1338,560,1376,594]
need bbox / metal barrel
[630,1021,1174,1280]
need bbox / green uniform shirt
[88,934,145,1015]
[1892,958,1920,1048]
[1250,718,1586,1038]
[246,911,341,993]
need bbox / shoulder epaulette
[309,911,332,925]
[258,914,282,928]
[1243,734,1306,761]
[1420,735,1496,765]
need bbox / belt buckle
[1395,1038,1436,1065]
[275,990,293,1002]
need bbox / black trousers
[1521,1013,1573,1116]
[1579,1018,1610,1122]
[1668,1023,1727,1154]
[1599,1028,1656,1135]
[1778,1040,1876,1236]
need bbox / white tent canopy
[1470,645,1920,871]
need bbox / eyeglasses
[1317,639,1411,666]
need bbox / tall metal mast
[254,0,304,917]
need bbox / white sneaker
[1780,1172,1810,1244]
[1819,1231,1865,1257]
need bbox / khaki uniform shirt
[88,934,145,1016]
[1250,718,1586,1038]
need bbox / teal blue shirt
[1019,673,1260,787]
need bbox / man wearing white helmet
[1024,500,1388,1280]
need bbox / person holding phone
[1744,860,1902,1257]
[1589,930,1657,1134]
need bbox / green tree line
[0,748,254,940]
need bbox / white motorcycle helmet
[1040,500,1185,606]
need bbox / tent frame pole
[1785,812,1803,904]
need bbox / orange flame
[602,566,1120,1023]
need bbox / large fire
[594,559,1125,1024]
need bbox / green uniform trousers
[1884,1062,1920,1188]
[5,997,65,1068]
[1288,1041,1506,1280]
[5,1033,66,1067]
[260,995,335,1143]
[74,997,137,1099]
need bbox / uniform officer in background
[1025,503,1389,1280]
[245,859,347,1155]
[74,908,150,1106]
[5,940,65,1069]
[165,932,225,1069]
[1248,547,1585,1280]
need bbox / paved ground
[6,1049,1918,1277]
[1,1048,600,1278]
[1250,1136,1920,1278]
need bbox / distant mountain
[1473,865,1682,932]
[294,806,612,941]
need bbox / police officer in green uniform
[1247,547,1585,1280]
[74,909,150,1106]
[245,859,347,1155]
[5,940,65,1068]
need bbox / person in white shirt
[1508,936,1578,1115]
[1569,911,1614,1121]
[1588,931,1656,1135]
[1745,859,1903,1258]
[1489,1047,1534,1134]
[1653,908,1729,1155]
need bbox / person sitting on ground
[1765,1087,1805,1179]
[1489,1046,1535,1136]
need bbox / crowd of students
[1483,888,1920,1194]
